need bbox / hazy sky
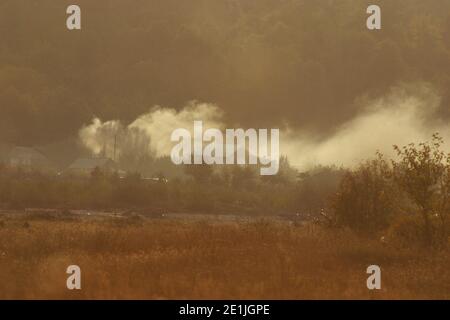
[1,0,449,166]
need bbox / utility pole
[113,134,117,162]
[102,140,107,158]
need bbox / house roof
[68,157,116,170]
[9,146,49,162]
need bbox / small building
[67,157,118,176]
[0,143,11,164]
[7,146,52,169]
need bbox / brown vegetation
[333,134,450,246]
[0,136,448,299]
[0,158,341,216]
[0,213,449,300]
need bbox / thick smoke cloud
[282,84,450,169]
[3,1,450,148]
[79,84,450,170]
[79,102,225,160]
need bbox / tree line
[1,134,448,247]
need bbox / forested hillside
[1,0,449,145]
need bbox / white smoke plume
[79,101,225,159]
[283,84,450,170]
[79,84,450,170]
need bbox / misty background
[1,0,450,170]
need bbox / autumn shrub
[392,133,450,246]
[332,134,449,247]
[387,213,450,248]
[386,214,428,247]
[332,154,397,234]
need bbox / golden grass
[0,213,448,299]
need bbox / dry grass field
[0,212,449,300]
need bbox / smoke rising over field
[1,0,450,150]
[79,84,450,169]
[2,0,450,301]
[283,84,450,169]
[79,102,225,160]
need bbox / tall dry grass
[0,213,448,299]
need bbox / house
[0,143,11,164]
[7,146,52,169]
[67,157,118,175]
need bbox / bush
[392,133,450,246]
[332,154,396,234]
[386,215,425,247]
[387,214,449,248]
